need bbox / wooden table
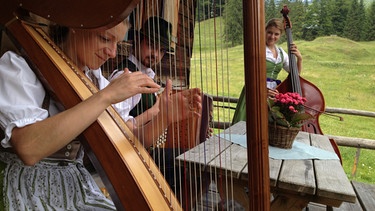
[176,121,357,210]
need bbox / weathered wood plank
[269,158,282,188]
[208,143,247,179]
[276,132,316,195]
[222,121,247,135]
[175,135,231,166]
[311,133,357,205]
[352,181,375,211]
[220,121,283,187]
[271,195,310,211]
[307,200,363,211]
[331,199,363,211]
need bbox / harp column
[243,1,270,210]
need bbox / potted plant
[267,92,313,148]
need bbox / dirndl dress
[0,148,116,211]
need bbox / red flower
[268,92,313,128]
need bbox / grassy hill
[190,18,375,183]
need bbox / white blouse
[0,51,116,210]
[265,45,290,72]
[0,51,108,147]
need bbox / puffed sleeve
[0,51,48,147]
[107,69,135,122]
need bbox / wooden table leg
[271,195,310,211]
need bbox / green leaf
[290,113,314,124]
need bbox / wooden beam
[243,1,270,210]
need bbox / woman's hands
[290,43,302,60]
[102,68,160,104]
[290,43,303,72]
[267,88,279,99]
[127,79,202,148]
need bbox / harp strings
[56,0,237,208]
[131,0,213,208]
[190,0,238,209]
[101,0,237,208]
[115,0,188,204]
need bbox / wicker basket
[268,124,300,149]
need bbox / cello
[277,5,342,162]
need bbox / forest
[195,0,375,46]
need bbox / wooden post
[351,147,361,177]
[243,0,270,210]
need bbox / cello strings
[286,28,302,95]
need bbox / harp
[0,1,181,210]
[1,0,269,210]
[104,0,269,210]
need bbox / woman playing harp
[0,15,160,210]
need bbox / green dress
[232,51,284,124]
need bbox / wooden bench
[307,181,375,211]
[351,181,375,211]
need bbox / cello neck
[282,5,302,95]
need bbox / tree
[196,0,213,21]
[343,0,362,41]
[218,0,372,45]
[266,0,278,23]
[364,1,375,40]
[358,0,367,41]
[196,0,226,21]
[317,0,334,36]
[223,0,243,46]
[331,0,350,36]
[289,0,307,40]
[301,0,320,40]
[211,0,226,18]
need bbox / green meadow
[189,18,375,184]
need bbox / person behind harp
[0,13,162,210]
[232,18,303,124]
[109,16,202,192]
[109,16,174,124]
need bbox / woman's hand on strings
[290,43,303,72]
[103,68,160,104]
[290,43,302,60]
